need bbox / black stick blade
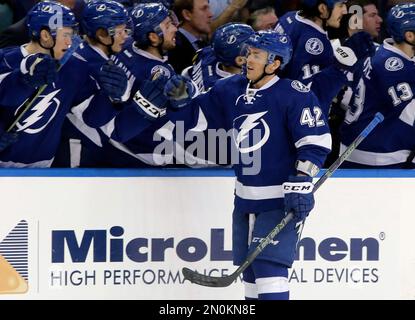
[182,267,236,287]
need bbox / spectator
[169,0,213,73]
[348,0,383,39]
[247,6,278,30]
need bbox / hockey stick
[405,150,415,168]
[182,112,385,287]
[6,36,82,132]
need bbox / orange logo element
[0,220,28,294]
[0,255,28,293]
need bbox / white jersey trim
[88,43,109,61]
[132,44,168,63]
[67,96,103,147]
[383,39,415,62]
[235,180,283,200]
[215,62,233,79]
[295,12,327,35]
[295,133,332,150]
[256,276,289,294]
[0,72,11,85]
[0,158,53,168]
[243,282,258,299]
[340,143,414,166]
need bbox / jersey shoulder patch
[151,65,171,78]
[291,80,310,93]
[384,57,404,72]
[305,38,324,55]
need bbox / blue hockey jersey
[276,11,334,83]
[340,39,415,168]
[82,43,181,167]
[275,11,349,116]
[182,46,232,92]
[168,75,332,213]
[0,45,96,167]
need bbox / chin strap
[250,65,275,86]
[38,32,56,59]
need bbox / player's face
[245,47,268,81]
[327,2,347,28]
[405,31,415,52]
[111,24,130,53]
[54,27,75,60]
[362,4,383,38]
[160,16,178,51]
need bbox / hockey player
[0,1,85,167]
[52,0,135,167]
[275,0,375,115]
[164,30,331,299]
[339,3,415,168]
[79,2,195,167]
[182,22,255,92]
[276,0,349,82]
[326,0,383,166]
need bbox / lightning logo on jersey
[15,90,61,134]
[233,111,270,153]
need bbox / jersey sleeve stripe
[294,133,332,150]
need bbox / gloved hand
[333,31,375,73]
[132,73,169,120]
[0,131,19,152]
[21,53,58,88]
[282,175,315,221]
[98,61,128,103]
[344,31,375,61]
[163,74,196,109]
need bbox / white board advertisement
[0,171,414,300]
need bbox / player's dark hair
[347,0,377,10]
[300,0,327,20]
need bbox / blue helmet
[387,3,415,43]
[245,30,293,69]
[113,0,134,8]
[212,23,255,66]
[82,0,129,38]
[137,0,174,9]
[27,1,77,38]
[302,0,346,9]
[131,3,170,46]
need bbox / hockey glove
[332,31,375,73]
[344,31,375,61]
[132,73,169,120]
[98,61,128,103]
[0,131,19,152]
[21,53,58,88]
[282,175,315,221]
[163,75,196,109]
